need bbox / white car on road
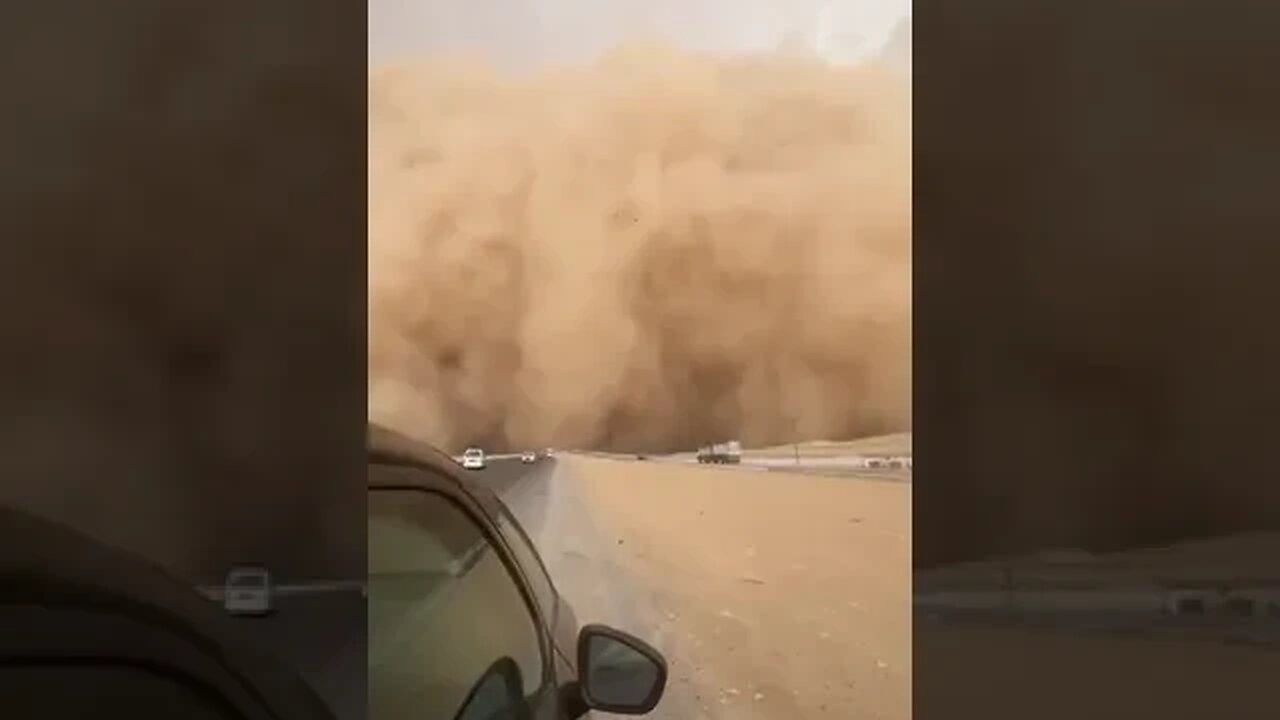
[461,447,486,470]
[521,451,536,464]
[223,564,273,616]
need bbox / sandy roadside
[555,454,911,720]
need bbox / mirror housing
[575,624,667,715]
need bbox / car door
[482,498,579,678]
[368,463,562,720]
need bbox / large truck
[696,440,742,464]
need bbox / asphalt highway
[459,455,558,531]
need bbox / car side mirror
[576,624,667,715]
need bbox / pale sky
[368,0,911,69]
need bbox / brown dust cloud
[369,44,912,453]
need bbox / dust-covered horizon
[368,44,911,454]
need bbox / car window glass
[0,664,243,720]
[491,507,558,627]
[368,482,545,720]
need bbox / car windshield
[464,449,482,458]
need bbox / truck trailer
[696,441,742,464]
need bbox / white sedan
[461,447,486,470]
[521,451,536,464]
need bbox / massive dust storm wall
[369,46,912,454]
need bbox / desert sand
[545,455,911,720]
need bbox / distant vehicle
[368,423,669,719]
[224,564,274,616]
[696,441,741,464]
[461,447,486,470]
[521,451,537,464]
